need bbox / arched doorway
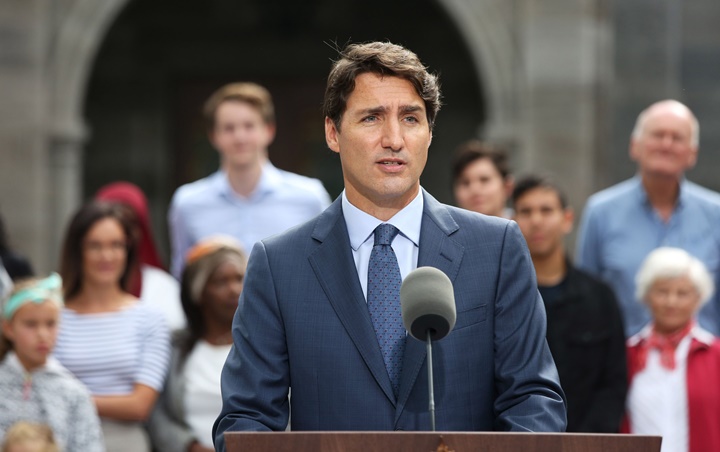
[54,0,501,262]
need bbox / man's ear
[264,122,277,146]
[629,138,640,162]
[687,144,699,169]
[504,176,515,198]
[562,207,575,235]
[325,117,340,154]
[208,129,220,153]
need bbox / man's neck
[641,173,681,223]
[532,248,567,287]
[223,160,264,198]
[345,185,420,222]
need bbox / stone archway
[440,0,518,142]
[45,0,515,267]
[46,0,130,267]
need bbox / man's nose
[381,119,403,151]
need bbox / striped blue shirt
[54,302,171,395]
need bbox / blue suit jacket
[214,191,566,449]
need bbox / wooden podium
[225,431,661,452]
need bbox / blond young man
[168,83,331,277]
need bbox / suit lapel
[307,200,397,404]
[395,190,464,425]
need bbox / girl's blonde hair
[2,421,59,452]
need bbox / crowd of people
[0,41,718,452]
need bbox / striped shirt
[54,302,171,395]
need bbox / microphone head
[400,266,456,341]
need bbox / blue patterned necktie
[367,223,405,397]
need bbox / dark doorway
[83,0,485,259]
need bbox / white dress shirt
[628,333,692,452]
[341,189,423,300]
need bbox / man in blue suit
[214,42,566,449]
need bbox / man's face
[630,105,697,180]
[324,73,431,216]
[210,101,275,170]
[514,187,573,259]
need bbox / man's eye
[362,116,378,122]
[404,116,418,123]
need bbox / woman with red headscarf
[96,182,185,330]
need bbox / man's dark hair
[323,41,441,131]
[511,175,569,210]
[451,140,511,185]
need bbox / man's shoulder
[170,173,220,208]
[439,203,513,233]
[272,167,330,200]
[585,178,638,211]
[275,167,323,187]
[567,264,615,294]
[259,202,335,249]
[684,180,720,205]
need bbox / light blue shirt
[342,189,423,300]
[169,162,331,277]
[575,175,720,336]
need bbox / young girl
[0,274,104,451]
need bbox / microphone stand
[426,329,436,432]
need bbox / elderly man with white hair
[623,247,720,452]
[576,99,720,338]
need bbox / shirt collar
[5,351,66,376]
[342,188,424,251]
[213,160,282,200]
[628,322,714,347]
[634,173,690,209]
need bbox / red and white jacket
[622,325,720,452]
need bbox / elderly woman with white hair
[623,247,720,452]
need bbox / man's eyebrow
[352,104,425,117]
[400,105,424,114]
[355,106,388,116]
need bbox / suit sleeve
[493,221,567,431]
[213,241,290,451]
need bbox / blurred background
[1,0,719,272]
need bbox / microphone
[400,266,456,432]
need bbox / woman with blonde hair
[624,247,720,452]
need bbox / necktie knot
[374,223,400,247]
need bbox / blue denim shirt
[576,175,720,336]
